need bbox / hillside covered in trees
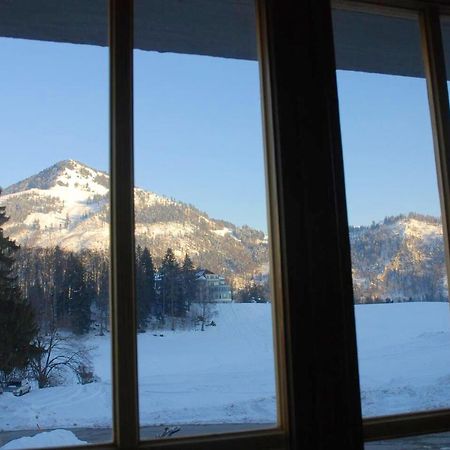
[350,213,448,303]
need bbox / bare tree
[29,330,93,388]
[194,279,215,331]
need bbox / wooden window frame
[21,0,450,448]
[333,0,450,443]
[112,0,450,447]
[107,1,294,448]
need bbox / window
[0,1,288,449]
[133,4,279,438]
[335,8,450,418]
[332,0,450,445]
[0,1,111,448]
[4,1,450,450]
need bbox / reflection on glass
[134,0,277,439]
[0,2,111,448]
[334,10,450,417]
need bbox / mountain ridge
[1,160,269,286]
[3,160,447,299]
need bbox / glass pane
[134,0,277,439]
[0,2,111,448]
[333,9,450,418]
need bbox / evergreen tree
[0,190,38,380]
[181,253,196,311]
[96,258,109,335]
[159,248,183,329]
[136,247,156,331]
[80,249,109,335]
[53,246,66,329]
[236,280,268,303]
[65,253,91,335]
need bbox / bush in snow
[29,330,93,388]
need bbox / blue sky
[337,71,441,226]
[0,38,268,232]
[0,37,443,231]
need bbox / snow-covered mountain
[350,214,448,302]
[3,161,446,299]
[1,160,269,284]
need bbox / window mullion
[109,0,139,447]
[261,1,363,448]
[421,7,450,322]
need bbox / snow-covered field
[3,302,450,448]
[357,302,450,416]
[0,304,277,434]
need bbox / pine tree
[53,246,66,329]
[159,248,182,329]
[142,248,156,315]
[96,258,109,336]
[65,253,91,335]
[0,190,38,380]
[136,247,156,331]
[236,280,268,303]
[181,253,196,311]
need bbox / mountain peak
[54,159,83,170]
[4,160,109,195]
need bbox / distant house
[195,269,232,302]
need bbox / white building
[195,269,232,302]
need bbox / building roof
[195,269,215,280]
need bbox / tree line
[14,242,269,337]
[14,245,211,335]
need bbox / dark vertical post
[109,0,139,447]
[262,0,364,449]
[421,8,450,304]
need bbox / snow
[0,430,87,449]
[3,302,450,447]
[2,161,263,254]
[56,164,109,197]
[0,304,276,435]
[134,188,166,207]
[136,222,195,238]
[381,217,443,250]
[356,302,450,416]
[212,228,231,237]
[58,227,110,252]
[2,177,109,252]
[137,303,276,425]
[404,218,442,241]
